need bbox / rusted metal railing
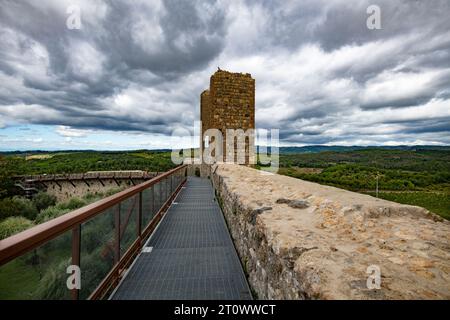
[0,165,187,300]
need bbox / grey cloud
[260,0,450,52]
[403,120,450,134]
[0,0,228,135]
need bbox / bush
[83,192,102,203]
[103,187,124,197]
[56,198,87,211]
[0,217,34,240]
[35,206,71,224]
[0,198,21,220]
[35,197,88,225]
[32,192,57,212]
[0,197,39,221]
[34,258,71,300]
[11,197,39,220]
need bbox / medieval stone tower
[200,69,255,164]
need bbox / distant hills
[0,149,172,156]
[274,145,450,154]
[1,145,449,156]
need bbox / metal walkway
[111,177,252,300]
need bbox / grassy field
[25,154,54,160]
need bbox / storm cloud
[0,0,449,149]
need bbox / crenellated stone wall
[209,164,450,300]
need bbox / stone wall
[210,164,450,299]
[17,171,157,202]
[44,178,146,202]
[200,70,255,164]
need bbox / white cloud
[361,69,450,108]
[56,125,91,137]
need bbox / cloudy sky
[0,0,449,150]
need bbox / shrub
[56,198,87,211]
[34,197,87,225]
[35,206,71,224]
[83,192,102,203]
[0,217,34,240]
[103,187,124,197]
[0,198,21,220]
[79,250,114,299]
[11,197,39,220]
[32,192,57,212]
[34,258,71,300]
[82,188,121,203]
[0,197,39,221]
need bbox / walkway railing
[0,165,187,300]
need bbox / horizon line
[1,144,450,153]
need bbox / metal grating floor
[111,177,252,300]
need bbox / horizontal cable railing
[0,165,187,300]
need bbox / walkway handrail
[0,164,187,300]
[0,165,186,266]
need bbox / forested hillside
[277,149,450,219]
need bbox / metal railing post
[137,192,142,238]
[71,225,81,300]
[167,177,170,200]
[163,177,166,202]
[151,186,155,218]
[114,204,121,264]
[160,180,163,210]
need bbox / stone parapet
[210,164,450,299]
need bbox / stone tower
[200,69,255,164]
